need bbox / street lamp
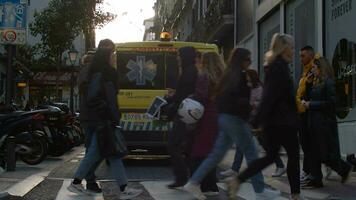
[68,47,78,115]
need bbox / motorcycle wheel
[19,136,48,165]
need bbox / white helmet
[177,98,204,124]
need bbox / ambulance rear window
[117,51,179,90]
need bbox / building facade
[236,0,356,154]
[155,0,234,59]
[143,17,155,41]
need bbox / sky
[95,0,156,45]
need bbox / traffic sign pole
[5,44,15,106]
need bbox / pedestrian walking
[220,69,286,178]
[67,47,142,199]
[187,52,224,195]
[72,39,117,193]
[300,57,353,188]
[165,46,198,189]
[75,51,102,193]
[226,34,301,200]
[183,48,280,200]
[296,46,315,183]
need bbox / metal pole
[6,136,16,171]
[5,45,15,106]
[70,66,74,114]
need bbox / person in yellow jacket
[296,46,316,183]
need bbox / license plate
[121,113,150,122]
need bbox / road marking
[56,180,104,200]
[141,181,195,200]
[217,182,288,200]
[5,171,49,196]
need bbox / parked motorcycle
[36,104,84,156]
[0,110,48,166]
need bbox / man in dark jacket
[166,46,198,189]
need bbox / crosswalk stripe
[56,180,104,200]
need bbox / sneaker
[341,164,354,184]
[255,188,281,200]
[300,174,313,184]
[301,179,323,189]
[300,171,309,180]
[271,167,286,177]
[67,183,92,195]
[220,169,237,177]
[183,182,206,200]
[86,182,102,193]
[224,175,240,199]
[119,188,143,200]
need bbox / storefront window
[286,0,317,83]
[236,0,253,42]
[258,10,280,80]
[325,0,356,120]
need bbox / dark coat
[77,65,90,122]
[307,78,341,161]
[189,74,219,157]
[216,70,252,121]
[254,57,299,128]
[163,47,198,118]
[86,72,121,123]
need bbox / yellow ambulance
[116,34,218,156]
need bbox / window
[286,0,316,84]
[236,0,253,42]
[117,51,179,90]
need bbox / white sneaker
[67,183,92,195]
[183,182,206,200]
[272,167,286,177]
[255,188,281,200]
[120,188,143,200]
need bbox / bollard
[6,136,16,171]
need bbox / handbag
[96,121,128,158]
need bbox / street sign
[0,0,27,45]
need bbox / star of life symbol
[126,56,157,85]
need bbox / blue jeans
[74,123,128,186]
[190,114,265,193]
[80,121,103,185]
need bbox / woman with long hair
[68,48,142,199]
[227,33,301,200]
[184,48,279,200]
[300,57,353,188]
[187,52,225,195]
